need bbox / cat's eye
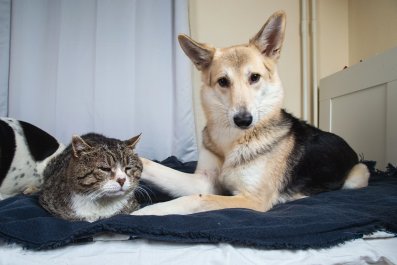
[217,77,230,88]
[125,167,132,172]
[249,73,261,84]
[98,167,111,172]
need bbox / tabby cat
[39,133,142,222]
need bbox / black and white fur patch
[0,118,65,199]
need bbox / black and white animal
[0,118,64,200]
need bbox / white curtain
[0,0,10,117]
[4,0,197,161]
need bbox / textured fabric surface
[0,158,396,250]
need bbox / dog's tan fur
[133,11,368,216]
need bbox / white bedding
[0,232,395,265]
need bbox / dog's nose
[233,111,253,129]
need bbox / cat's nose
[117,178,126,187]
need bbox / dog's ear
[249,11,286,61]
[178,34,215,71]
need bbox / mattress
[0,232,396,265]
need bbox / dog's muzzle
[233,111,253,129]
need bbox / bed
[0,48,397,264]
[1,233,396,265]
[0,157,396,264]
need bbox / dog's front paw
[132,197,196,216]
[131,204,169,216]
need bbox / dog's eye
[249,73,261,84]
[217,77,230,88]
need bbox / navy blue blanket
[0,157,396,250]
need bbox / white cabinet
[319,47,397,169]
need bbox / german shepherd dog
[133,11,369,215]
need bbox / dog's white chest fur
[210,125,241,155]
[221,161,266,195]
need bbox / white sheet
[0,233,396,265]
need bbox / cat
[0,118,65,200]
[39,133,142,222]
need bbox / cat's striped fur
[39,133,142,222]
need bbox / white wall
[317,0,349,79]
[348,0,397,65]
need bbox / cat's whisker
[85,190,102,201]
[139,183,156,198]
[86,187,109,201]
[137,184,156,203]
[136,186,153,205]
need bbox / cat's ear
[72,135,92,158]
[125,133,141,149]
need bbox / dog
[133,11,370,216]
